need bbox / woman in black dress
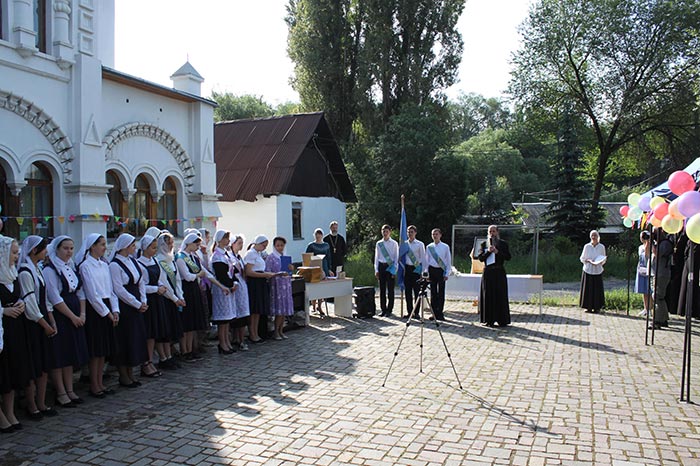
[0,235,28,431]
[77,234,119,398]
[18,236,58,419]
[478,225,512,327]
[136,235,168,378]
[44,235,89,407]
[108,234,149,388]
[155,233,185,370]
[244,235,276,342]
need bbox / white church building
[0,0,220,242]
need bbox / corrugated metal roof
[215,112,356,202]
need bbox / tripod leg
[382,296,422,387]
[422,296,463,390]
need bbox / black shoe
[26,409,43,420]
[89,391,105,399]
[10,422,22,431]
[55,395,76,408]
[0,425,14,434]
[66,392,84,405]
[649,323,662,330]
[39,407,58,417]
[102,388,115,396]
[218,345,235,355]
[119,381,139,389]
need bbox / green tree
[509,0,700,212]
[211,92,275,122]
[545,110,600,241]
[447,93,512,142]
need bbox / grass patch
[344,249,376,287]
[542,288,643,311]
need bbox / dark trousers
[405,266,421,318]
[378,262,395,314]
[428,266,446,320]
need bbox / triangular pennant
[58,216,65,224]
[16,217,24,226]
[32,217,39,225]
[44,216,51,222]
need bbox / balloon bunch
[620,171,699,240]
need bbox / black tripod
[382,281,463,389]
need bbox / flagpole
[400,194,405,318]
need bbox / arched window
[0,164,20,239]
[106,171,126,238]
[157,177,178,235]
[19,162,53,240]
[128,174,154,237]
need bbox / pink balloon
[677,190,700,218]
[668,170,696,195]
[653,202,669,220]
[619,205,630,217]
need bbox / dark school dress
[141,260,171,341]
[159,260,184,343]
[478,239,512,326]
[0,280,34,393]
[19,266,51,378]
[44,263,89,369]
[111,258,149,367]
[178,254,209,332]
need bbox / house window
[292,201,302,240]
[128,174,154,237]
[19,162,53,240]
[0,163,19,239]
[157,177,178,236]
[34,0,47,52]
[106,171,126,238]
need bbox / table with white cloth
[445,273,544,313]
[304,278,354,325]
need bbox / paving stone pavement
[1,301,699,465]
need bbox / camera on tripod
[416,276,430,294]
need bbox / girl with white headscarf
[154,232,185,369]
[0,235,29,431]
[244,235,276,342]
[136,235,169,377]
[209,230,238,354]
[230,234,250,351]
[108,234,148,388]
[18,236,58,419]
[175,233,228,361]
[78,233,119,398]
[43,235,89,407]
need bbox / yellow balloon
[650,216,662,227]
[628,193,641,206]
[669,198,684,220]
[686,213,700,243]
[649,196,665,209]
[662,215,683,234]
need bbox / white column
[53,0,74,69]
[12,0,36,57]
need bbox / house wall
[217,195,347,262]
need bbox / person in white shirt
[374,225,399,317]
[77,234,119,398]
[403,225,426,318]
[425,228,451,321]
[579,230,607,314]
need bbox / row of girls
[0,227,295,432]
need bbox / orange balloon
[669,198,684,220]
[650,216,662,227]
[653,202,669,220]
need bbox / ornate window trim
[103,122,195,193]
[0,90,74,183]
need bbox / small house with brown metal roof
[215,112,355,259]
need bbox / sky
[115,0,532,105]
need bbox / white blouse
[244,249,266,272]
[80,255,120,317]
[109,254,147,309]
[18,262,52,322]
[44,260,85,307]
[580,242,606,275]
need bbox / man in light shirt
[403,225,426,318]
[425,228,451,321]
[374,224,399,317]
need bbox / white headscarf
[214,229,229,245]
[183,228,200,238]
[0,235,18,286]
[199,228,211,247]
[108,233,136,262]
[18,235,45,291]
[179,232,200,253]
[157,233,175,263]
[77,233,103,266]
[144,227,162,239]
[139,235,157,258]
[48,235,75,277]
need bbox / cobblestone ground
[1,301,699,465]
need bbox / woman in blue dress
[635,231,651,316]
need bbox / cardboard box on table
[297,267,322,283]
